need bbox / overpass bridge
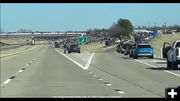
[0,32,87,40]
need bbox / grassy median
[150,32,180,58]
[81,42,105,52]
[81,42,117,53]
[0,38,26,44]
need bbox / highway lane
[89,47,180,97]
[1,45,46,84]
[1,44,180,97]
[1,45,120,97]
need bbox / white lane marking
[134,59,180,78]
[84,52,95,70]
[97,77,103,80]
[55,49,85,70]
[134,59,157,68]
[1,45,48,87]
[105,83,112,86]
[98,78,103,80]
[117,91,125,94]
[164,70,180,77]
[3,79,12,84]
[18,70,23,73]
[92,74,97,76]
[114,89,125,94]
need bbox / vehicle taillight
[176,49,179,56]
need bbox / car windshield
[175,42,180,47]
[138,45,151,48]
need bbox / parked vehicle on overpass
[132,43,154,59]
[163,40,180,70]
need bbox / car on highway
[67,44,81,53]
[116,42,125,54]
[132,43,154,59]
[115,39,120,44]
[129,43,136,58]
[54,41,60,48]
[163,40,180,70]
[124,44,131,55]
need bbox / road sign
[78,36,87,44]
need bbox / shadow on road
[155,62,167,64]
[146,67,180,71]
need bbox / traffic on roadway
[1,34,180,98]
[1,3,180,99]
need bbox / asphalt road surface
[1,44,180,98]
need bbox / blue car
[133,44,154,59]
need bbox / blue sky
[1,3,180,32]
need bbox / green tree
[108,18,134,39]
[117,18,134,38]
[108,24,123,38]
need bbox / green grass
[149,32,180,58]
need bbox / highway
[1,44,180,98]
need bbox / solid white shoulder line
[55,49,86,70]
[84,52,95,70]
[134,59,180,78]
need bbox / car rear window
[138,45,151,48]
[175,42,180,47]
[71,45,78,48]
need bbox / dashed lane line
[1,46,48,87]
[18,70,23,73]
[3,79,12,85]
[114,89,125,94]
[103,82,112,86]
[55,48,126,95]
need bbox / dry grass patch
[150,32,180,58]
[81,42,106,52]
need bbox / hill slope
[150,32,180,58]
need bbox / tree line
[87,18,134,40]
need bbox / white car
[115,39,121,44]
[163,40,180,69]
